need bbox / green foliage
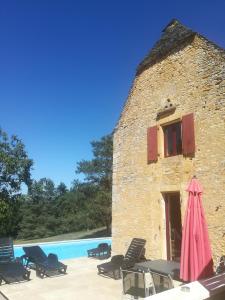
[76,134,113,188]
[18,179,61,239]
[18,179,101,239]
[2,131,113,240]
[29,178,56,202]
[0,129,33,237]
[56,182,68,197]
[0,129,33,197]
[76,134,113,234]
[0,197,21,236]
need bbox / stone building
[112,20,225,262]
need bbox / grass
[14,227,110,245]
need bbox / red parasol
[180,177,214,281]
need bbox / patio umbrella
[180,177,214,282]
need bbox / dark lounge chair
[97,238,146,279]
[0,261,30,285]
[0,237,30,285]
[97,255,125,279]
[22,246,67,278]
[87,243,111,259]
[0,238,15,263]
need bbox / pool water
[14,238,111,260]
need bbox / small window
[163,122,182,157]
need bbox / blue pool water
[14,238,111,260]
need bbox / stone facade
[112,20,225,263]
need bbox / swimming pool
[14,238,111,260]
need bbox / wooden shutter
[182,113,195,157]
[147,126,158,163]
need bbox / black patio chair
[87,243,111,259]
[0,237,30,285]
[122,268,174,298]
[22,246,67,278]
[97,238,146,279]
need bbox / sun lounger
[97,238,146,279]
[87,243,111,259]
[0,261,30,285]
[97,255,124,279]
[22,246,67,278]
[0,237,15,263]
[0,237,30,284]
[123,238,146,263]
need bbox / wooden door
[164,193,182,261]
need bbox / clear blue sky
[0,0,224,189]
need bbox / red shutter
[147,126,158,163]
[182,113,195,157]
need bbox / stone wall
[112,34,225,263]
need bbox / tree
[17,134,113,240]
[18,178,58,239]
[56,182,68,197]
[0,128,33,237]
[28,178,56,202]
[76,134,113,234]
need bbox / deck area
[0,258,122,300]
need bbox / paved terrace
[0,258,122,300]
[1,258,225,300]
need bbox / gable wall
[112,35,225,261]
